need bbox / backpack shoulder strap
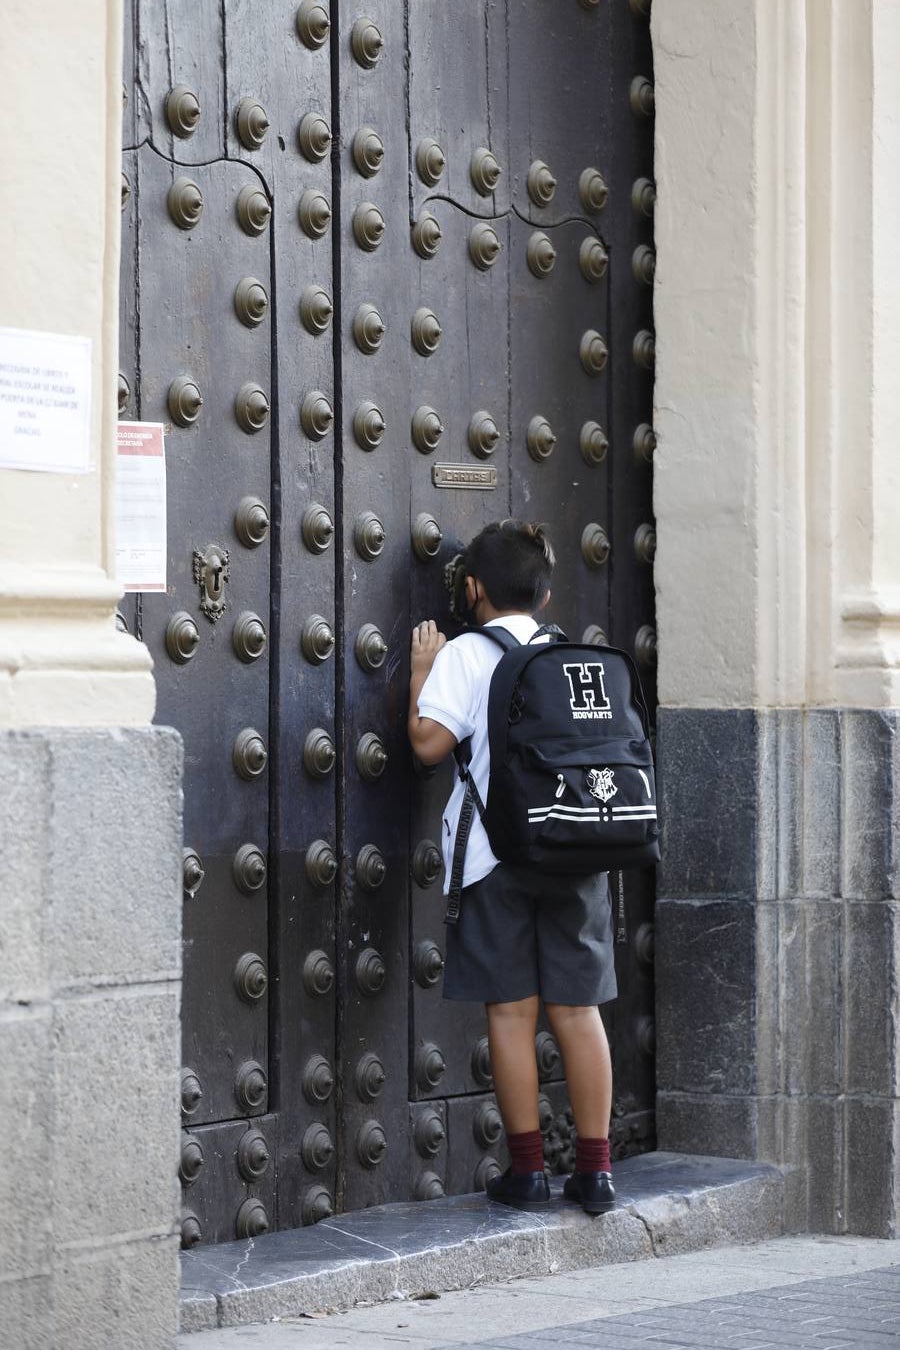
[529,622,567,644]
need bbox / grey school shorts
[442,863,617,1006]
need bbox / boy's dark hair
[465,519,555,612]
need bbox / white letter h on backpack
[562,662,612,718]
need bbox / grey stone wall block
[655,1092,757,1158]
[841,710,899,900]
[657,709,759,898]
[0,1273,52,1350]
[755,901,780,1095]
[0,733,50,1002]
[802,711,842,898]
[53,1234,179,1350]
[843,901,899,1096]
[845,1097,899,1237]
[0,1008,52,1282]
[51,988,181,1245]
[757,1095,844,1234]
[46,728,183,988]
[778,899,842,1095]
[656,898,757,1094]
[757,711,801,901]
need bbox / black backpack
[446,625,659,923]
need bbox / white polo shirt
[417,615,546,893]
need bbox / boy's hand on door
[411,619,447,678]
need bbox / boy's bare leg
[486,995,541,1133]
[543,1003,612,1139]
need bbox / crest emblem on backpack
[586,768,617,803]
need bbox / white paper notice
[116,422,167,593]
[0,327,92,472]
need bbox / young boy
[408,519,616,1214]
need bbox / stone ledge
[179,1152,784,1334]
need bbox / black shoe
[563,1170,616,1215]
[486,1166,551,1211]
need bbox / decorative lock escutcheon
[355,1051,386,1102]
[416,137,445,186]
[303,727,336,778]
[192,546,230,622]
[305,839,338,888]
[299,188,332,238]
[412,210,442,259]
[301,615,335,664]
[356,843,386,890]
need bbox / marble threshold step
[180,1151,785,1334]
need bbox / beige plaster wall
[0,0,154,727]
[653,0,900,710]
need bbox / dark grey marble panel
[655,898,757,1095]
[842,710,900,901]
[778,899,842,1095]
[845,1097,899,1237]
[655,1092,757,1159]
[656,709,760,899]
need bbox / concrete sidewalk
[181,1235,900,1349]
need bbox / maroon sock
[507,1129,545,1175]
[576,1136,611,1174]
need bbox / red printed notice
[116,421,167,593]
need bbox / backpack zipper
[555,773,566,799]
